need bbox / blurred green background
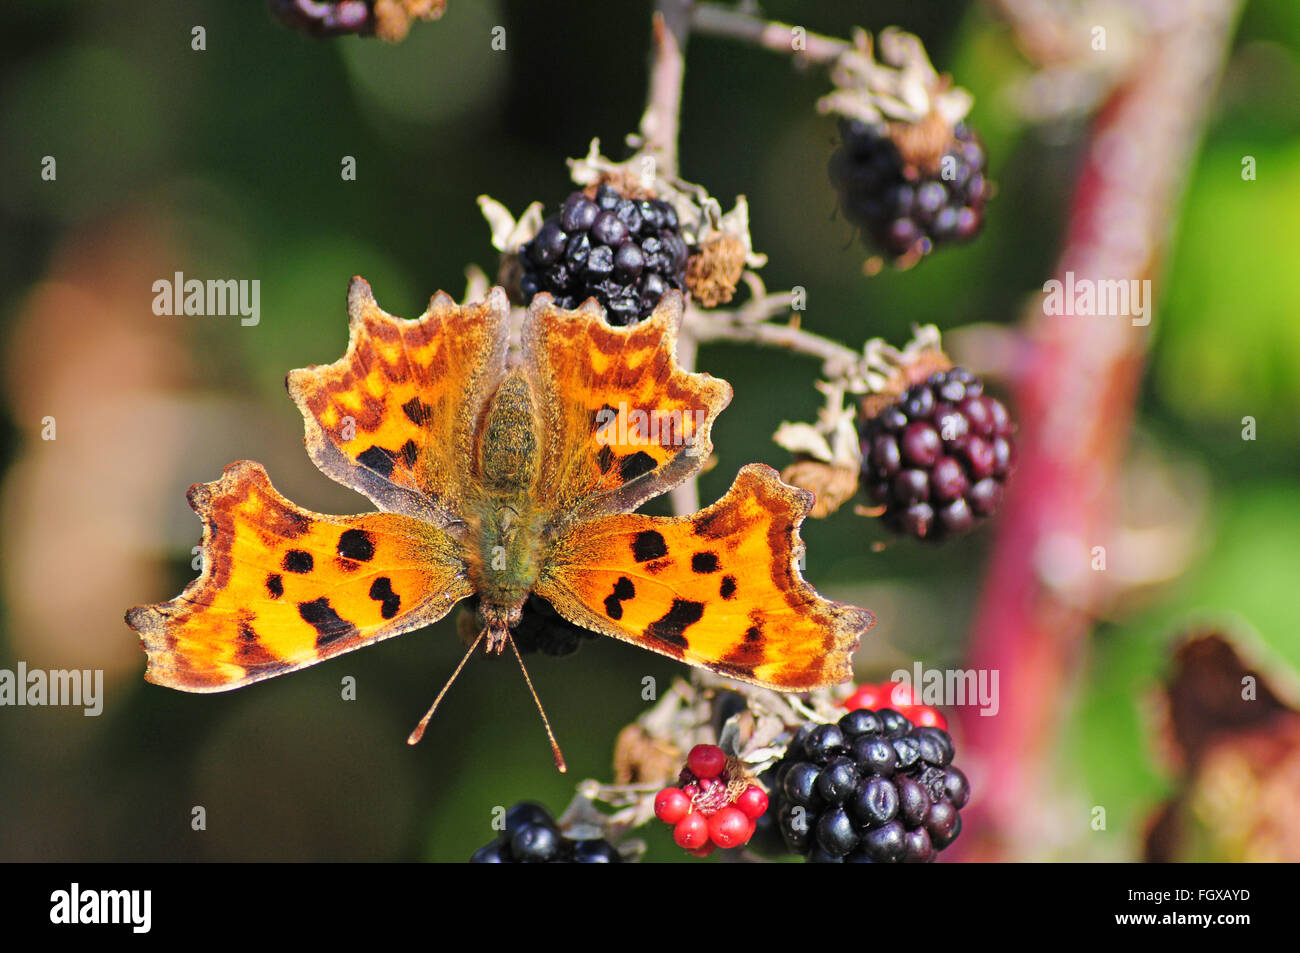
[1,0,1297,862]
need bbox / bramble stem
[684,304,862,379]
[691,3,851,64]
[645,0,698,516]
[957,0,1245,861]
[641,2,692,180]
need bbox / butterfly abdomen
[468,371,550,622]
[478,371,539,493]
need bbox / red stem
[957,0,1243,860]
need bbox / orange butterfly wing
[287,277,510,525]
[127,461,471,691]
[522,293,732,525]
[537,463,872,690]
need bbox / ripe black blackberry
[830,117,990,263]
[762,708,969,863]
[469,802,623,863]
[520,185,689,326]
[859,366,1014,540]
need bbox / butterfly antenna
[407,631,484,746]
[507,634,567,774]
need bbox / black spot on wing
[632,530,668,562]
[357,445,397,478]
[401,397,431,425]
[596,444,615,475]
[400,439,419,468]
[691,551,719,574]
[720,575,737,600]
[603,577,636,620]
[298,597,355,647]
[337,528,375,562]
[368,577,401,620]
[618,451,657,482]
[265,573,284,598]
[645,599,704,650]
[282,550,313,574]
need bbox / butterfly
[126,280,873,760]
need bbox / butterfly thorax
[469,370,546,651]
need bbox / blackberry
[764,707,969,863]
[859,366,1015,540]
[469,801,623,863]
[830,117,991,263]
[520,185,689,325]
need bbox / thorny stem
[643,1,864,518]
[956,0,1245,861]
[686,304,863,380]
[691,2,852,64]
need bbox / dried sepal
[477,195,544,254]
[773,380,863,518]
[819,27,975,165]
[373,0,446,43]
[612,722,682,787]
[476,195,544,303]
[858,323,949,410]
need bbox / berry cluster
[859,366,1014,540]
[470,802,622,863]
[830,118,991,263]
[653,744,769,856]
[764,706,969,862]
[520,185,689,326]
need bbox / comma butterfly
[126,280,873,756]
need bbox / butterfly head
[479,599,523,654]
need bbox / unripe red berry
[885,681,918,709]
[907,705,948,730]
[708,806,753,849]
[673,811,709,849]
[687,744,727,779]
[844,683,887,711]
[654,787,691,825]
[735,785,769,820]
